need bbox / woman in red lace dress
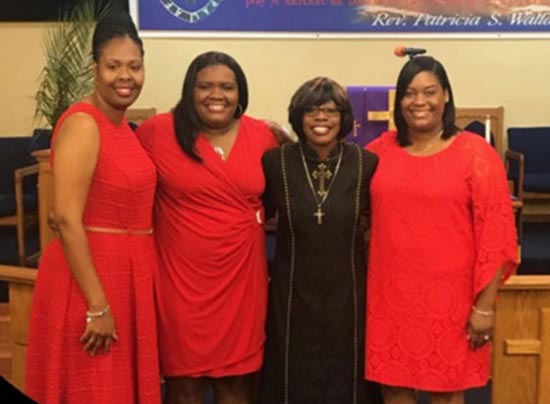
[365,56,518,404]
[26,14,160,404]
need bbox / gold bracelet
[86,305,110,318]
[472,305,495,316]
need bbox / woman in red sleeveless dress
[26,14,160,404]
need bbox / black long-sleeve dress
[259,141,382,404]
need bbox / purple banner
[133,1,550,34]
[346,86,395,147]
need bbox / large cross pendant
[314,206,325,225]
[312,163,332,198]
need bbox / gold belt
[84,226,153,236]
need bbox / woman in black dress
[260,77,382,404]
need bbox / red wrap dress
[137,113,278,377]
[26,103,160,403]
[365,131,518,391]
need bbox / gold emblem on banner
[160,0,224,24]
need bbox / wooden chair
[0,165,39,267]
[0,137,40,266]
[506,127,550,202]
[33,150,54,252]
[455,106,505,158]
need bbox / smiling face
[93,36,144,111]
[302,100,341,153]
[400,70,449,135]
[193,64,239,130]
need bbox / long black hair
[394,56,458,146]
[173,51,248,163]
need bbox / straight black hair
[394,56,458,146]
[173,51,248,163]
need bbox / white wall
[1,23,549,137]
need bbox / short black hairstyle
[92,12,143,63]
[288,77,354,141]
[394,56,458,146]
[173,51,249,163]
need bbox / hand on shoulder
[264,120,297,145]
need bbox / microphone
[394,46,427,58]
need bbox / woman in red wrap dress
[365,56,518,404]
[26,14,160,404]
[136,51,278,404]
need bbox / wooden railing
[493,275,550,404]
[0,265,37,391]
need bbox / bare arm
[474,268,502,311]
[53,113,117,355]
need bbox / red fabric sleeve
[469,140,519,298]
[135,114,160,151]
[365,131,395,155]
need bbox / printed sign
[133,1,550,35]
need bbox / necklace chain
[408,129,444,156]
[213,146,226,160]
[299,144,344,225]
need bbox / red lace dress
[365,131,518,391]
[26,103,160,404]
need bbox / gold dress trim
[279,143,364,404]
[84,226,153,236]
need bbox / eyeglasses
[304,106,341,117]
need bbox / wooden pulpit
[493,275,550,404]
[0,265,36,391]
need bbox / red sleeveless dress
[26,103,160,404]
